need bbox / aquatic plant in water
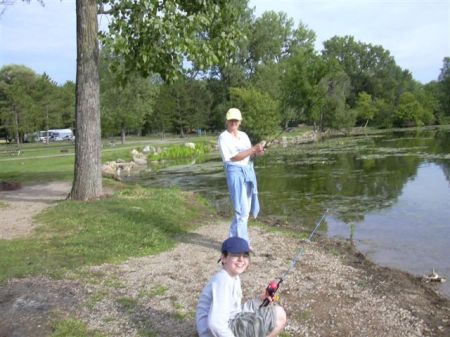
[148,143,212,161]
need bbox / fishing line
[260,210,328,307]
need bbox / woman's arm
[230,143,264,162]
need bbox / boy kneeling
[196,237,286,337]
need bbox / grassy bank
[0,136,218,282]
[0,135,216,183]
[0,186,210,282]
[0,138,216,336]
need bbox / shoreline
[1,182,449,336]
[3,216,449,336]
[72,221,450,336]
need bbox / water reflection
[328,163,450,294]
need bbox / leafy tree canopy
[99,0,248,82]
[230,86,281,142]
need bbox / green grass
[102,147,135,162]
[148,142,213,161]
[0,136,216,335]
[139,285,169,298]
[116,296,138,313]
[0,186,207,282]
[137,328,159,337]
[0,136,215,183]
[87,289,111,309]
[50,318,105,337]
[0,152,75,182]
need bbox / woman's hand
[253,143,265,157]
[231,142,265,162]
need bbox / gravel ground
[0,183,449,337]
[71,222,449,337]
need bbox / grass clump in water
[148,142,212,161]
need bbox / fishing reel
[260,278,283,307]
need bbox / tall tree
[230,86,280,141]
[185,79,213,133]
[57,81,76,130]
[100,51,157,142]
[70,0,101,200]
[69,0,244,200]
[437,57,450,121]
[0,65,39,145]
[152,78,212,137]
[322,35,410,108]
[151,82,175,137]
[394,92,425,127]
[33,73,61,142]
[249,11,293,70]
[251,19,316,128]
[282,48,328,128]
[318,71,352,130]
[354,91,377,127]
[203,0,253,127]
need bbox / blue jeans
[229,181,252,243]
[225,163,260,245]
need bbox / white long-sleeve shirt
[196,269,242,337]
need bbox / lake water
[137,128,450,298]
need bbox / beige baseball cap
[226,108,242,121]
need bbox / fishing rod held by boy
[260,210,328,307]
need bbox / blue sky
[0,0,448,85]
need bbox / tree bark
[70,0,102,200]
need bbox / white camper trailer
[39,129,74,142]
[49,129,74,141]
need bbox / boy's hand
[259,291,273,303]
[260,280,279,306]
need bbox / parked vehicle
[39,129,74,142]
[49,129,74,141]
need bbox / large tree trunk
[70,0,102,200]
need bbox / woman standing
[218,108,265,247]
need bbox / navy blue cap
[221,237,250,254]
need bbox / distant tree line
[1,6,449,144]
[0,65,75,145]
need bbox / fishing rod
[262,128,287,149]
[260,210,328,308]
[250,128,286,163]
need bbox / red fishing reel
[266,280,279,297]
[260,279,283,307]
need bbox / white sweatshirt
[196,269,242,337]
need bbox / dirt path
[0,182,71,240]
[0,182,449,337]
